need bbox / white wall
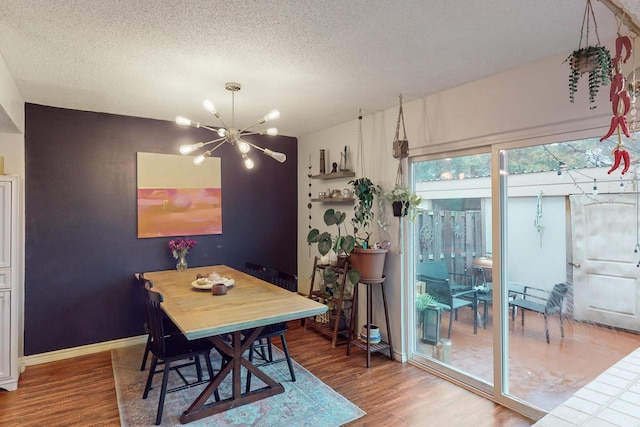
[0,50,25,177]
[298,38,639,360]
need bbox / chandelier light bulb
[242,153,254,169]
[217,128,226,137]
[175,116,193,126]
[264,149,287,163]
[179,142,204,155]
[237,140,251,154]
[193,154,207,165]
[263,109,280,122]
[202,99,217,114]
[265,127,278,136]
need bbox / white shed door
[570,194,640,332]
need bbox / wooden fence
[415,209,484,277]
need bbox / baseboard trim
[23,335,147,366]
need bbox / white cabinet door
[0,290,10,381]
[0,182,10,269]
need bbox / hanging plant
[565,0,612,109]
[567,46,612,108]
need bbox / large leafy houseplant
[349,177,381,248]
[348,177,388,281]
[307,208,360,287]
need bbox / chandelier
[175,82,286,169]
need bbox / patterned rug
[112,343,365,426]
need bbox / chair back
[267,269,298,293]
[418,261,448,281]
[546,283,569,313]
[423,276,453,308]
[142,281,168,355]
[245,262,266,280]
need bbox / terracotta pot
[349,248,388,280]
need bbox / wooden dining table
[142,265,327,424]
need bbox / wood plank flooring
[0,322,533,426]
[0,350,120,426]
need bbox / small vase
[176,254,188,271]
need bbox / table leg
[180,327,285,424]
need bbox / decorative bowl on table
[191,275,235,290]
[211,283,227,295]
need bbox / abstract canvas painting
[137,152,221,238]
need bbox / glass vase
[176,253,188,271]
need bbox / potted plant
[415,292,441,344]
[416,292,438,322]
[565,0,612,109]
[567,45,612,108]
[382,185,423,220]
[307,208,360,286]
[349,177,380,248]
[348,177,388,280]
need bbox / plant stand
[305,256,353,347]
[347,276,393,368]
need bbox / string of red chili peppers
[600,33,632,174]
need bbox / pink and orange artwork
[137,153,221,238]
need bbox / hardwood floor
[0,350,120,426]
[0,322,532,426]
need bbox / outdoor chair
[424,275,478,339]
[141,281,220,425]
[135,273,181,371]
[245,269,297,392]
[508,283,569,344]
[417,261,473,293]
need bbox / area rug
[112,343,365,426]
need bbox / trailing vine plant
[567,45,612,108]
[565,0,612,109]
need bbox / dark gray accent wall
[24,104,297,355]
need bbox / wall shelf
[310,171,355,180]
[311,197,355,203]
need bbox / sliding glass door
[409,135,640,416]
[411,152,494,391]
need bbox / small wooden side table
[347,276,393,367]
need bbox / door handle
[569,262,581,268]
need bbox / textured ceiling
[0,0,638,137]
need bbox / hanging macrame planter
[393,95,408,217]
[566,0,612,109]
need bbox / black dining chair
[244,262,267,280]
[135,273,181,371]
[245,269,297,392]
[141,281,220,425]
